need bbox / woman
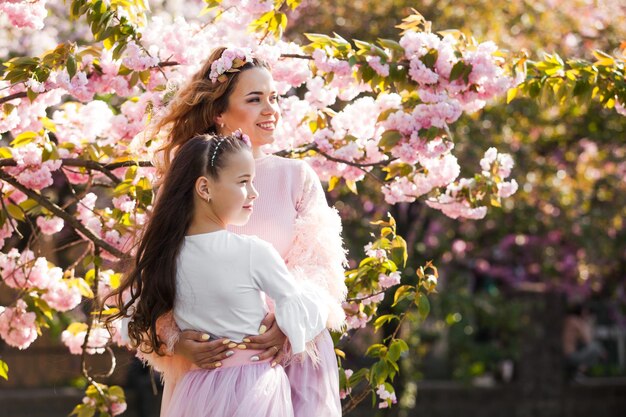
[145,47,346,417]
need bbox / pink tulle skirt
[286,330,342,417]
[164,349,293,417]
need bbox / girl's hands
[243,313,288,366]
[174,330,234,369]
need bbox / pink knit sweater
[139,155,347,415]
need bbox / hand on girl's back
[175,329,234,369]
[242,313,288,365]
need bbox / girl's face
[217,68,280,153]
[207,149,258,227]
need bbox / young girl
[110,133,328,417]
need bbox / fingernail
[215,362,222,368]
[201,333,210,341]
[222,339,231,345]
[250,355,259,362]
[225,351,234,357]
[271,361,277,367]
[237,344,247,350]
[243,338,251,343]
[228,342,237,348]
[259,325,267,334]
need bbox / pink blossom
[238,0,273,15]
[376,384,397,408]
[399,31,441,58]
[62,326,110,355]
[122,42,160,72]
[364,242,386,260]
[0,0,48,30]
[0,249,59,289]
[111,401,127,416]
[305,76,338,108]
[0,300,38,349]
[497,153,514,178]
[36,216,64,235]
[346,312,370,330]
[42,278,82,312]
[361,291,385,306]
[0,221,13,247]
[312,49,352,77]
[497,179,519,198]
[366,56,390,77]
[112,195,136,213]
[426,196,488,220]
[379,272,401,289]
[409,59,439,85]
[480,147,498,172]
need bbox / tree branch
[0,170,129,260]
[0,92,27,106]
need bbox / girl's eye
[247,97,260,103]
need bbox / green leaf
[390,236,408,268]
[370,360,389,385]
[373,314,398,330]
[365,343,386,358]
[11,131,38,147]
[0,147,12,158]
[0,359,8,380]
[392,285,414,307]
[420,49,438,69]
[379,130,402,152]
[67,55,77,80]
[417,293,431,319]
[6,204,25,222]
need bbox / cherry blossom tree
[0,0,572,414]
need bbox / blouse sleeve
[282,161,348,330]
[250,239,328,354]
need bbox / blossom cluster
[425,147,518,219]
[376,384,397,408]
[5,141,61,190]
[209,47,253,83]
[0,300,37,349]
[0,0,48,30]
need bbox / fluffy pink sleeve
[135,312,191,383]
[283,161,348,331]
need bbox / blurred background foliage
[286,0,626,387]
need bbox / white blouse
[173,230,328,354]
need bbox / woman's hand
[174,330,234,369]
[243,313,288,366]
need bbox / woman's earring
[219,123,224,128]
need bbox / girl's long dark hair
[105,133,249,354]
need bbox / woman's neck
[252,146,267,159]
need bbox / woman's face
[217,67,280,153]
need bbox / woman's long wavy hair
[105,134,250,354]
[154,47,269,174]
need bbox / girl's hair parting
[104,133,250,354]
[154,46,269,174]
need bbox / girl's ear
[215,114,224,128]
[194,176,212,202]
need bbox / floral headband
[210,130,252,167]
[209,47,254,83]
